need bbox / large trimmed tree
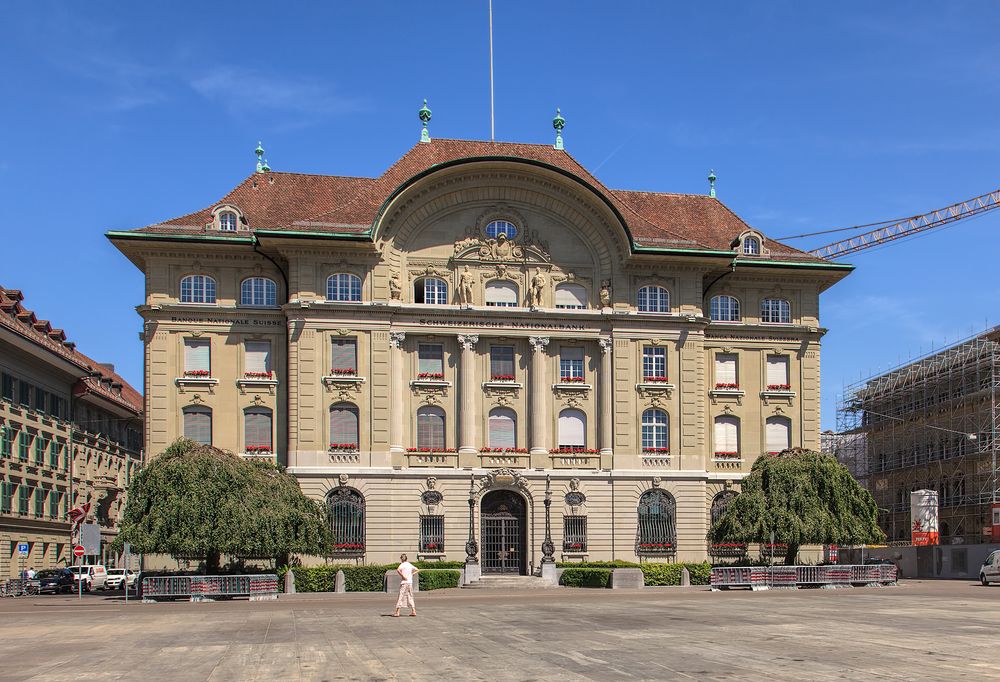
[116,439,332,572]
[708,448,884,564]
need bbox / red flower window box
[417,372,445,380]
[328,443,358,451]
[766,384,791,391]
[714,451,740,459]
[406,447,458,453]
[560,376,585,383]
[333,543,365,551]
[243,371,273,379]
[244,445,272,453]
[549,447,599,454]
[184,370,211,377]
[714,383,739,390]
[480,447,529,454]
[643,376,670,383]
[642,448,670,454]
[490,374,515,382]
[330,368,357,376]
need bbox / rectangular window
[560,347,585,381]
[490,346,515,379]
[419,515,445,552]
[48,490,59,519]
[183,338,211,374]
[418,344,444,377]
[34,435,46,465]
[0,482,11,513]
[184,409,212,445]
[33,387,46,413]
[331,338,358,374]
[244,410,273,450]
[50,440,60,468]
[34,487,45,518]
[715,354,738,387]
[18,432,30,461]
[563,515,588,552]
[0,425,10,457]
[1,373,13,401]
[642,347,667,380]
[766,355,790,389]
[244,341,272,375]
[19,381,30,406]
[19,485,30,515]
[48,393,60,417]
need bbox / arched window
[180,275,217,304]
[219,211,238,232]
[485,219,518,240]
[761,297,791,324]
[244,407,272,452]
[488,407,517,449]
[183,406,212,445]
[330,402,360,448]
[414,277,448,305]
[485,281,518,307]
[554,283,587,309]
[766,416,791,454]
[714,415,740,455]
[709,491,745,557]
[743,235,761,255]
[327,487,365,554]
[558,409,586,449]
[710,295,740,322]
[637,489,676,555]
[637,286,669,313]
[240,277,277,307]
[416,406,446,450]
[711,491,737,527]
[641,409,669,451]
[326,274,362,302]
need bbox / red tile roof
[123,138,825,263]
[0,287,142,415]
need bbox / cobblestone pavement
[1,580,998,681]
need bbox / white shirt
[398,561,416,584]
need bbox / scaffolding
[834,329,1000,544]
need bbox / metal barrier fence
[711,565,898,591]
[142,574,278,602]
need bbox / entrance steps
[463,575,559,590]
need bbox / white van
[69,565,109,590]
[980,550,1000,586]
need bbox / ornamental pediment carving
[452,230,551,264]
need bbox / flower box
[563,542,586,551]
[560,376,586,383]
[332,543,365,552]
[417,372,445,380]
[184,370,211,377]
[643,376,670,383]
[490,374,515,382]
[714,451,741,460]
[766,384,791,391]
[642,447,670,454]
[328,443,358,452]
[244,445,272,453]
[406,447,458,453]
[714,383,739,390]
[480,447,529,454]
[637,542,675,554]
[761,543,789,556]
[422,543,442,551]
[329,368,357,376]
[709,542,747,557]
[550,447,599,455]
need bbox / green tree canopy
[116,439,332,571]
[708,448,885,564]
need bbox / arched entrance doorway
[481,489,527,575]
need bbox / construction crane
[808,188,1000,259]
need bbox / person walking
[392,554,419,617]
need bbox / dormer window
[219,211,238,232]
[743,235,761,256]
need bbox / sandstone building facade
[0,288,143,578]
[110,125,850,571]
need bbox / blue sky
[2,2,999,430]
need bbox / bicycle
[1,580,40,597]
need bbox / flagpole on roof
[489,0,495,142]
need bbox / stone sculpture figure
[389,271,402,300]
[458,265,475,305]
[530,272,546,308]
[600,282,611,307]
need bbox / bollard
[335,570,346,593]
[680,567,690,587]
[283,570,296,595]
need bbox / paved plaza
[1,580,998,681]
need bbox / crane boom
[809,189,1000,259]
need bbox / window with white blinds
[560,347,585,380]
[331,339,358,372]
[766,355,789,387]
[558,409,586,448]
[417,406,446,449]
[766,416,791,453]
[330,403,360,446]
[244,408,273,448]
[485,281,519,307]
[555,283,587,309]
[183,407,212,445]
[715,354,737,385]
[490,346,515,378]
[488,408,516,448]
[245,341,272,374]
[183,339,211,373]
[713,416,739,453]
[418,344,444,375]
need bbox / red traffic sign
[73,545,85,558]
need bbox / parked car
[105,569,137,590]
[980,550,1000,586]
[68,566,92,592]
[69,565,109,590]
[36,568,76,594]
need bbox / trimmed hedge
[560,568,612,588]
[639,562,712,586]
[413,560,465,570]
[278,564,393,592]
[555,560,640,569]
[418,569,461,590]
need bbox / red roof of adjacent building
[0,287,142,415]
[122,138,826,263]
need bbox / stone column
[457,334,479,454]
[529,336,550,455]
[389,331,406,454]
[599,337,614,456]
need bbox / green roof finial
[261,158,271,173]
[255,141,265,173]
[419,99,432,144]
[708,169,717,198]
[552,108,566,150]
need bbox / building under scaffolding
[834,329,1000,544]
